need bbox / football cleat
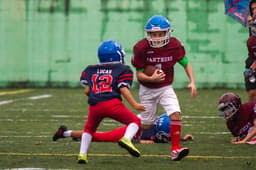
[118,137,141,157]
[52,125,67,141]
[77,153,88,164]
[171,147,189,161]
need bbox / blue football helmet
[145,15,171,48]
[98,40,125,64]
[154,113,170,134]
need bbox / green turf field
[0,88,255,169]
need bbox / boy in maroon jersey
[218,92,256,144]
[77,40,145,164]
[131,15,197,161]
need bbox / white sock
[79,132,92,154]
[124,123,139,140]
[63,130,72,137]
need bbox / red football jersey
[226,102,256,138]
[131,37,185,88]
[247,35,256,59]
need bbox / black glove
[244,70,256,83]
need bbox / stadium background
[0,0,249,88]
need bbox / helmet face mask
[146,31,170,48]
[218,93,241,120]
[98,40,125,64]
[145,15,171,48]
[218,103,238,120]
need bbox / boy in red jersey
[218,93,256,144]
[131,15,197,161]
[77,40,145,164]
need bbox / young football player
[76,40,145,164]
[53,113,194,143]
[218,92,256,144]
[244,13,256,102]
[131,15,197,161]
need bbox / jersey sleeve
[80,68,88,86]
[117,66,133,89]
[131,45,146,69]
[176,43,186,61]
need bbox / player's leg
[138,84,159,130]
[105,98,141,157]
[244,57,256,102]
[93,126,127,142]
[160,86,189,161]
[53,126,127,142]
[78,106,103,164]
[248,89,256,102]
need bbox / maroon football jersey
[247,35,256,59]
[131,37,185,88]
[226,102,256,138]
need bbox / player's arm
[136,69,165,83]
[80,69,90,96]
[233,128,256,144]
[119,87,145,112]
[179,56,197,98]
[84,86,90,96]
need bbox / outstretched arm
[120,87,146,112]
[233,127,256,144]
[184,64,197,98]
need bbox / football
[143,65,163,76]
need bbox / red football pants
[84,98,141,135]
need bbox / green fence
[0,0,249,88]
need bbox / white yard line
[183,116,220,119]
[28,94,52,100]
[0,100,14,105]
[0,94,52,105]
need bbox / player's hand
[84,86,90,96]
[232,140,246,144]
[150,69,165,82]
[183,134,194,141]
[231,137,241,143]
[187,83,197,98]
[248,15,253,24]
[133,103,146,112]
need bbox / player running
[131,15,197,161]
